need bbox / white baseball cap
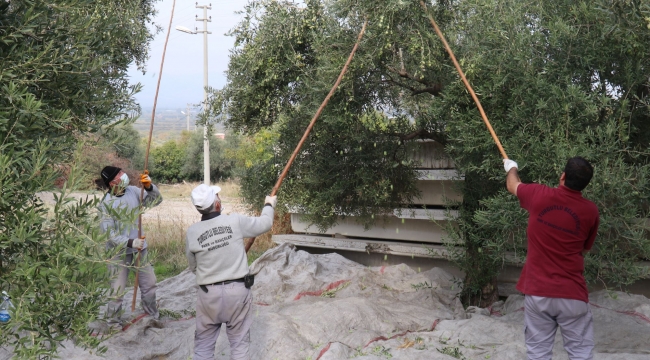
[190,184,222,211]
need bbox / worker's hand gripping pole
[244,19,369,253]
[132,0,177,312]
[419,1,508,159]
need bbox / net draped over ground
[19,243,650,359]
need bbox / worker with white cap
[186,184,276,360]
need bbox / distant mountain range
[134,108,195,133]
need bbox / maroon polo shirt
[516,183,599,303]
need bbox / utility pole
[175,3,212,185]
[197,3,211,185]
[185,103,191,131]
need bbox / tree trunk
[458,172,501,308]
[460,247,500,308]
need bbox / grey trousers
[524,295,594,360]
[194,282,252,360]
[106,249,159,320]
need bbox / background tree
[225,126,279,209]
[103,124,146,167]
[0,0,157,356]
[212,0,650,307]
[180,130,237,182]
[150,139,185,183]
[75,124,146,189]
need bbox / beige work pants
[194,282,252,360]
[106,249,159,320]
[524,295,594,360]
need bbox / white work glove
[503,159,518,173]
[264,195,277,208]
[131,237,146,250]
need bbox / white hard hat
[190,184,222,211]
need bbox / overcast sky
[127,0,248,110]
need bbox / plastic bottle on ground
[0,291,13,323]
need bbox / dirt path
[37,183,251,227]
[141,194,250,226]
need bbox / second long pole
[245,19,368,253]
[420,1,508,159]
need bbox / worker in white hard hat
[186,183,276,360]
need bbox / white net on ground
[32,243,650,359]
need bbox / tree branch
[382,73,418,93]
[387,66,427,86]
[391,128,447,145]
[411,85,443,96]
[385,66,443,96]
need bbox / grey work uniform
[186,205,273,360]
[99,184,162,319]
[524,295,594,360]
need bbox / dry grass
[143,212,190,279]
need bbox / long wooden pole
[132,0,177,312]
[419,1,508,159]
[244,19,369,253]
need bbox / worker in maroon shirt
[505,156,599,360]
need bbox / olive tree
[0,0,157,356]
[212,0,650,306]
